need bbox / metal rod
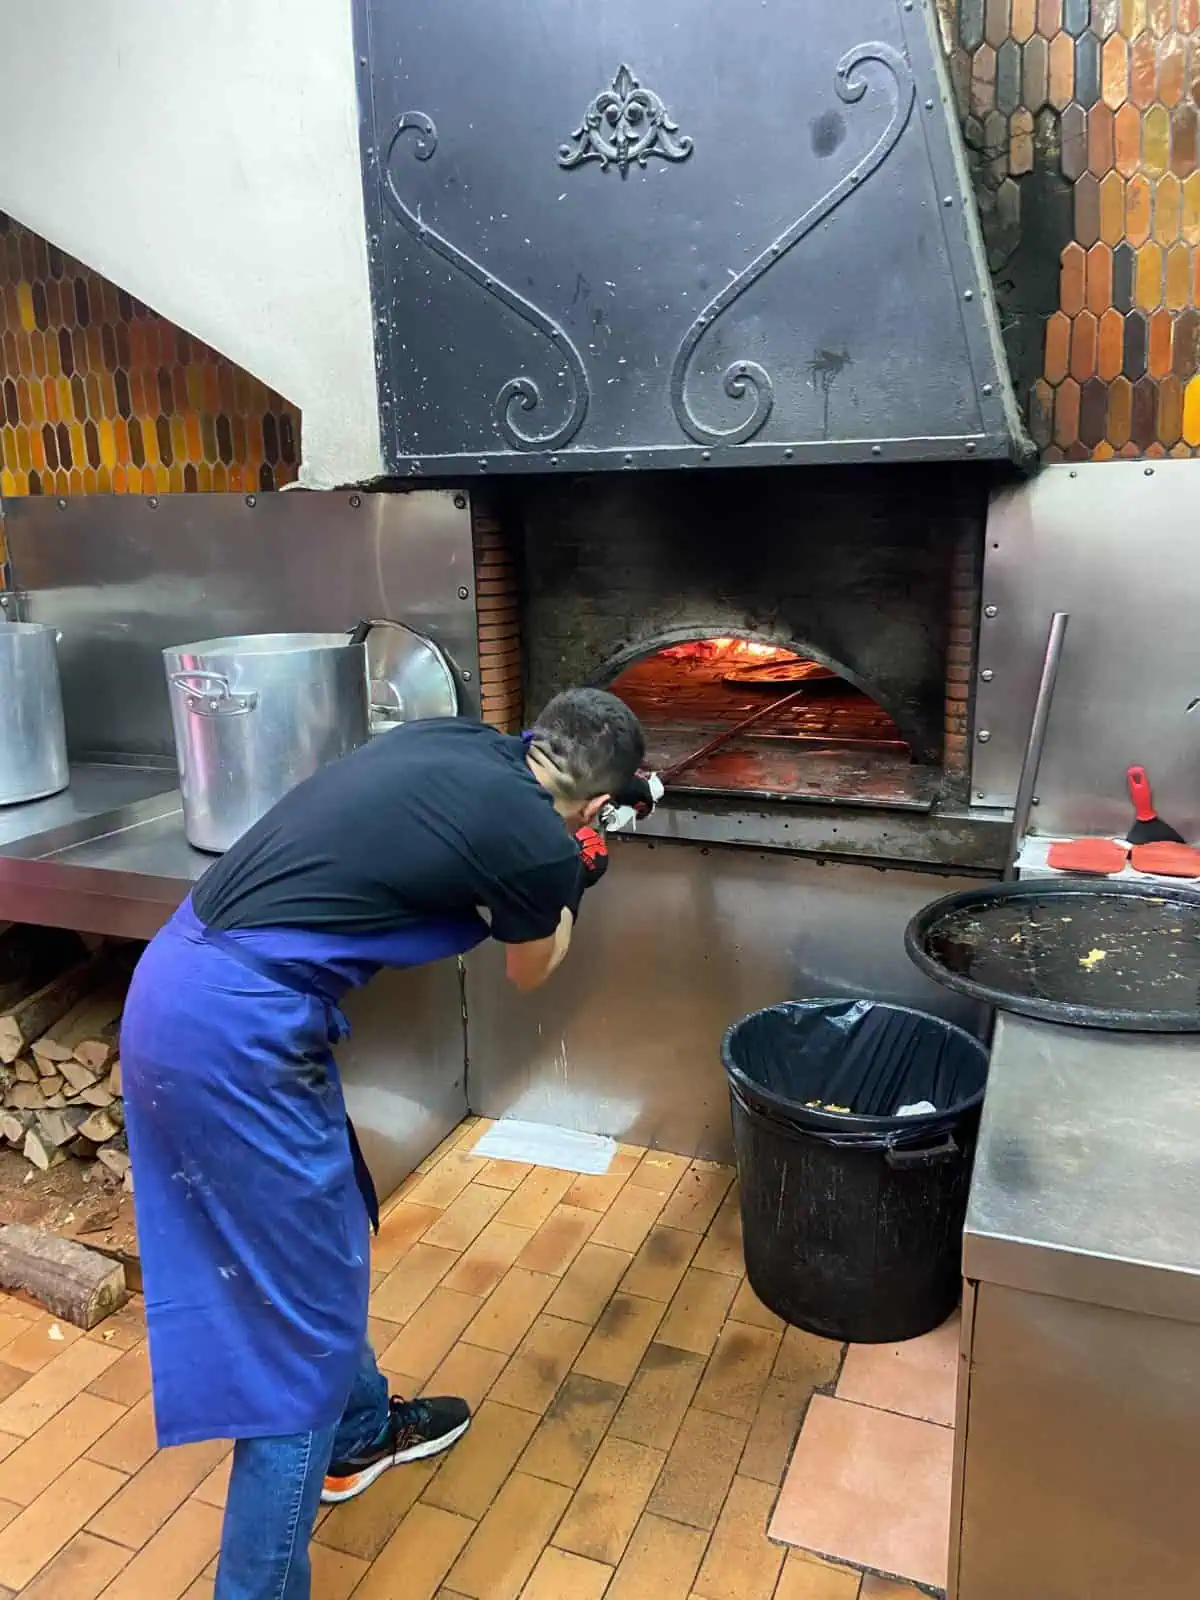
[660,687,812,784]
[1006,611,1069,879]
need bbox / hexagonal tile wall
[0,213,302,496]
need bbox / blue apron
[120,896,487,1447]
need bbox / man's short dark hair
[529,688,645,802]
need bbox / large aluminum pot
[163,632,370,854]
[0,621,69,805]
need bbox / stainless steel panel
[0,622,68,804]
[2,491,478,762]
[963,1014,1200,1326]
[0,764,177,852]
[355,0,1026,473]
[955,1281,1200,1600]
[464,838,985,1161]
[972,462,1200,836]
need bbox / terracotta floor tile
[15,1531,131,1600]
[415,1124,473,1174]
[88,1437,229,1549]
[627,1151,691,1196]
[191,1454,231,1509]
[0,1437,17,1467]
[692,1187,743,1276]
[353,1502,474,1600]
[2,1316,83,1374]
[0,1391,125,1504]
[442,1221,533,1299]
[658,1163,734,1233]
[0,1505,16,1534]
[86,1394,158,1474]
[462,1268,556,1354]
[564,1169,630,1212]
[181,1581,214,1600]
[421,1183,509,1253]
[370,1244,461,1325]
[516,1204,600,1277]
[589,1183,669,1253]
[0,1339,120,1438]
[774,1549,864,1599]
[693,1320,782,1422]
[517,1372,625,1487]
[739,1377,819,1487]
[378,1289,484,1383]
[86,1344,151,1408]
[545,1243,633,1325]
[835,1315,959,1428]
[573,1293,665,1386]
[656,1268,739,1357]
[405,1152,484,1211]
[620,1224,701,1302]
[490,1313,590,1414]
[769,1396,953,1591]
[603,1512,708,1600]
[608,1342,705,1452]
[94,1497,223,1599]
[367,1314,403,1354]
[774,1325,845,1389]
[0,1313,35,1353]
[309,1542,370,1600]
[554,1434,666,1565]
[316,1456,440,1561]
[86,1300,146,1351]
[647,1407,750,1531]
[0,1371,25,1408]
[522,1545,614,1599]
[496,1168,576,1231]
[446,1471,571,1599]
[0,1458,125,1591]
[730,1281,785,1333]
[858,1577,925,1597]
[692,1474,785,1600]
[421,1398,538,1519]
[423,1342,508,1412]
[370,1200,444,1272]
[473,1157,534,1191]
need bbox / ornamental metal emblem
[558,63,693,178]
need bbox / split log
[35,1108,88,1148]
[12,1060,38,1084]
[0,956,118,1065]
[23,1128,65,1172]
[58,1059,100,1095]
[97,1145,131,1180]
[78,1108,120,1145]
[107,1060,121,1096]
[29,977,126,1073]
[38,1074,64,1099]
[75,1083,114,1109]
[0,1223,125,1328]
[7,1083,46,1111]
[0,1110,30,1144]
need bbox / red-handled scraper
[1126,765,1185,845]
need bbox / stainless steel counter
[952,1013,1200,1599]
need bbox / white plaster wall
[0,0,383,488]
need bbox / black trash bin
[721,999,988,1344]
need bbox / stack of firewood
[0,926,133,1184]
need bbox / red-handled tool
[1126,766,1185,845]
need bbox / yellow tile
[563,1170,630,1212]
[627,1151,691,1196]
[553,1434,666,1565]
[656,1268,739,1357]
[521,1546,613,1600]
[16,284,34,333]
[609,1342,705,1452]
[447,1471,572,1599]
[473,1157,533,1190]
[490,1314,591,1414]
[1182,375,1200,447]
[370,1201,444,1272]
[773,1326,844,1389]
[316,1455,440,1561]
[573,1294,665,1386]
[775,1549,864,1599]
[353,1501,475,1600]
[422,1342,507,1412]
[730,1281,785,1333]
[404,1152,483,1211]
[309,1542,369,1600]
[517,1373,626,1487]
[14,1530,130,1600]
[93,1498,223,1600]
[619,1225,700,1302]
[378,1289,483,1383]
[693,1320,782,1422]
[546,1243,633,1325]
[462,1269,556,1354]
[603,1512,708,1600]
[421,1398,538,1519]
[589,1182,669,1253]
[421,1184,508,1253]
[692,1474,786,1600]
[516,1205,600,1277]
[0,1392,125,1504]
[496,1168,576,1230]
[0,1339,120,1438]
[647,1407,750,1531]
[370,1244,460,1325]
[0,1458,125,1591]
[443,1221,533,1299]
[86,1394,158,1474]
[739,1376,820,1486]
[692,1187,743,1276]
[658,1163,734,1233]
[87,1438,228,1548]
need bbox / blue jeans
[214,1346,389,1600]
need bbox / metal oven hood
[355,0,1031,476]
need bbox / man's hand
[610,774,658,821]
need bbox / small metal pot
[0,621,69,805]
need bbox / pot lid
[365,620,459,730]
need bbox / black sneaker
[321,1395,471,1503]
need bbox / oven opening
[608,635,939,810]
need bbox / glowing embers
[609,636,933,809]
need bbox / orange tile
[0,1392,125,1505]
[316,1455,440,1561]
[309,1543,369,1600]
[404,1152,483,1211]
[443,1221,533,1299]
[546,1243,633,1324]
[1098,308,1125,380]
[835,1315,959,1427]
[473,1158,533,1191]
[693,1320,782,1422]
[1060,242,1086,316]
[422,1342,507,1412]
[87,1438,228,1549]
[191,1455,231,1510]
[370,1244,460,1325]
[421,1184,508,1253]
[620,1225,701,1302]
[462,1268,556,1354]
[627,1151,691,1197]
[554,1434,666,1564]
[589,1182,669,1253]
[516,1205,600,1276]
[647,1407,749,1531]
[0,1458,125,1591]
[656,1268,738,1357]
[351,1501,473,1600]
[693,1474,786,1600]
[421,1398,538,1519]
[446,1471,572,1599]
[603,1512,708,1600]
[521,1546,613,1600]
[517,1373,625,1487]
[1127,173,1153,244]
[2,1316,83,1374]
[563,1170,630,1212]
[496,1168,576,1231]
[658,1164,733,1233]
[87,1395,158,1474]
[490,1314,590,1413]
[86,1345,150,1408]
[574,1294,665,1386]
[370,1202,444,1272]
[14,1530,130,1600]
[98,1499,224,1600]
[769,1395,953,1591]
[0,1338,120,1438]
[378,1290,483,1383]
[774,1549,863,1599]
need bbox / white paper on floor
[472,1119,616,1174]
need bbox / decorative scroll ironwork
[382,112,590,451]
[558,64,693,179]
[669,42,916,448]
